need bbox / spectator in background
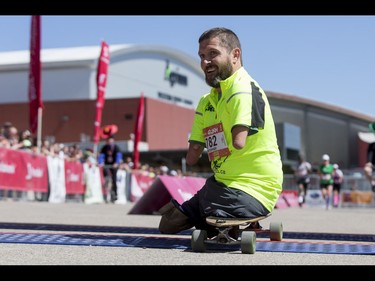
[318,154,334,210]
[159,165,169,175]
[14,129,33,151]
[1,121,13,139]
[99,125,122,203]
[294,153,312,207]
[0,133,10,148]
[67,143,83,161]
[332,163,344,208]
[41,139,52,156]
[7,125,19,148]
[125,156,134,169]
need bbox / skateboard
[191,213,283,254]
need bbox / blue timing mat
[0,232,374,255]
[0,222,374,242]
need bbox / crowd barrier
[283,174,374,208]
[0,147,156,204]
[0,148,373,208]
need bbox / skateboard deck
[191,213,283,254]
[206,214,270,227]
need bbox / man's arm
[186,142,204,166]
[232,125,249,150]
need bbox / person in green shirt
[158,27,283,237]
[318,154,334,210]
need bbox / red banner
[93,41,110,145]
[129,171,155,202]
[64,160,85,194]
[28,15,43,135]
[133,93,145,169]
[0,148,48,192]
[275,190,299,208]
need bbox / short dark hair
[199,27,242,54]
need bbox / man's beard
[205,60,233,88]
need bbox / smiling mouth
[205,67,217,76]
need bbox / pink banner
[128,175,205,214]
[0,148,48,192]
[93,41,110,145]
[28,15,43,135]
[158,175,205,204]
[64,160,85,194]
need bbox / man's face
[198,37,234,88]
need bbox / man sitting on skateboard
[158,27,283,238]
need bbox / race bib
[203,122,231,161]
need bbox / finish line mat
[0,222,374,242]
[0,221,374,255]
[0,232,374,255]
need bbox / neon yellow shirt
[189,67,283,211]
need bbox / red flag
[133,93,145,170]
[28,15,43,135]
[93,41,110,146]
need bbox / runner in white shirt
[294,154,312,207]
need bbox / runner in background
[318,154,334,210]
[332,163,344,208]
[294,153,312,207]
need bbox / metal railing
[282,174,373,192]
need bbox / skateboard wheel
[269,221,283,241]
[191,229,207,252]
[240,231,256,254]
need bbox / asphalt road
[0,200,374,266]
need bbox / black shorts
[296,176,310,187]
[320,183,332,189]
[181,175,269,228]
[333,183,341,192]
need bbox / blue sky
[1,15,374,118]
